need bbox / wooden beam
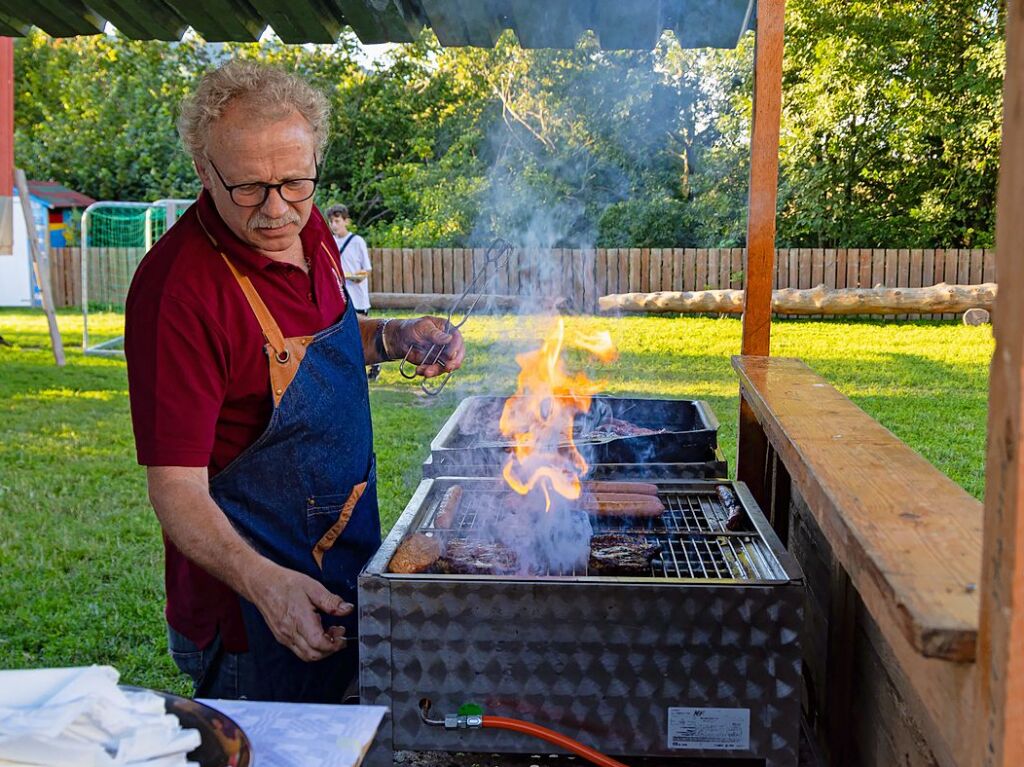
[740,0,785,356]
[0,37,11,256]
[0,38,11,195]
[977,0,1024,763]
[15,168,64,366]
[733,356,983,663]
[737,0,785,498]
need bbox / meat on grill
[580,481,659,497]
[588,534,661,575]
[716,485,747,530]
[437,539,519,575]
[389,533,442,574]
[433,484,463,529]
[576,492,666,517]
[582,417,664,440]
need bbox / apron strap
[220,254,314,408]
[197,209,316,407]
[321,241,344,281]
[219,254,289,354]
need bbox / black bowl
[120,686,252,767]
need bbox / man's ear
[194,158,212,190]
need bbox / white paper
[667,706,750,751]
[200,700,386,767]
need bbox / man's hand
[147,466,353,664]
[388,316,466,378]
[246,560,353,662]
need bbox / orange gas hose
[481,715,630,767]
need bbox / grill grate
[417,482,787,582]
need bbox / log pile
[598,282,997,316]
[370,292,564,312]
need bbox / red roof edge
[27,180,96,209]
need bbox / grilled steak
[588,533,661,575]
[437,539,519,575]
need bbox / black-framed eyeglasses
[207,157,319,207]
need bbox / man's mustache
[247,211,301,231]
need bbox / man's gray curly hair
[177,59,330,159]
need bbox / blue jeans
[166,624,257,699]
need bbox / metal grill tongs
[399,238,513,396]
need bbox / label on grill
[667,707,750,751]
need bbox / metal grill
[361,474,805,764]
[430,396,720,469]
[414,481,788,582]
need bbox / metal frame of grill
[359,478,804,766]
[422,450,729,479]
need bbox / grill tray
[429,395,719,472]
[410,478,787,581]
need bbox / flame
[499,318,618,511]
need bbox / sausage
[434,484,463,529]
[579,481,659,497]
[577,492,666,517]
[716,485,746,530]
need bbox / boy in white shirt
[326,204,379,380]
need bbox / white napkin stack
[0,666,201,767]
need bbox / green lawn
[0,307,993,693]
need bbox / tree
[776,0,1004,247]
[13,2,1005,250]
[15,31,209,200]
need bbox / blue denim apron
[207,249,380,702]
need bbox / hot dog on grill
[579,481,659,497]
[576,492,666,517]
[434,484,463,529]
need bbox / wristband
[376,318,396,361]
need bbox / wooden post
[737,0,785,498]
[15,168,65,366]
[0,38,12,256]
[740,0,785,356]
[977,1,1024,763]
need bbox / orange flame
[499,318,617,511]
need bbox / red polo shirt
[125,190,349,652]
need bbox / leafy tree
[12,1,1005,250]
[15,30,209,200]
[776,0,1004,247]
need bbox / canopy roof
[27,180,95,209]
[1,0,754,50]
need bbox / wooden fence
[366,247,996,319]
[50,246,146,309]
[50,246,996,319]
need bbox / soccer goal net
[81,199,192,357]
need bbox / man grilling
[124,60,464,703]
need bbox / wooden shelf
[733,355,982,662]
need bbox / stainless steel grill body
[359,479,804,766]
